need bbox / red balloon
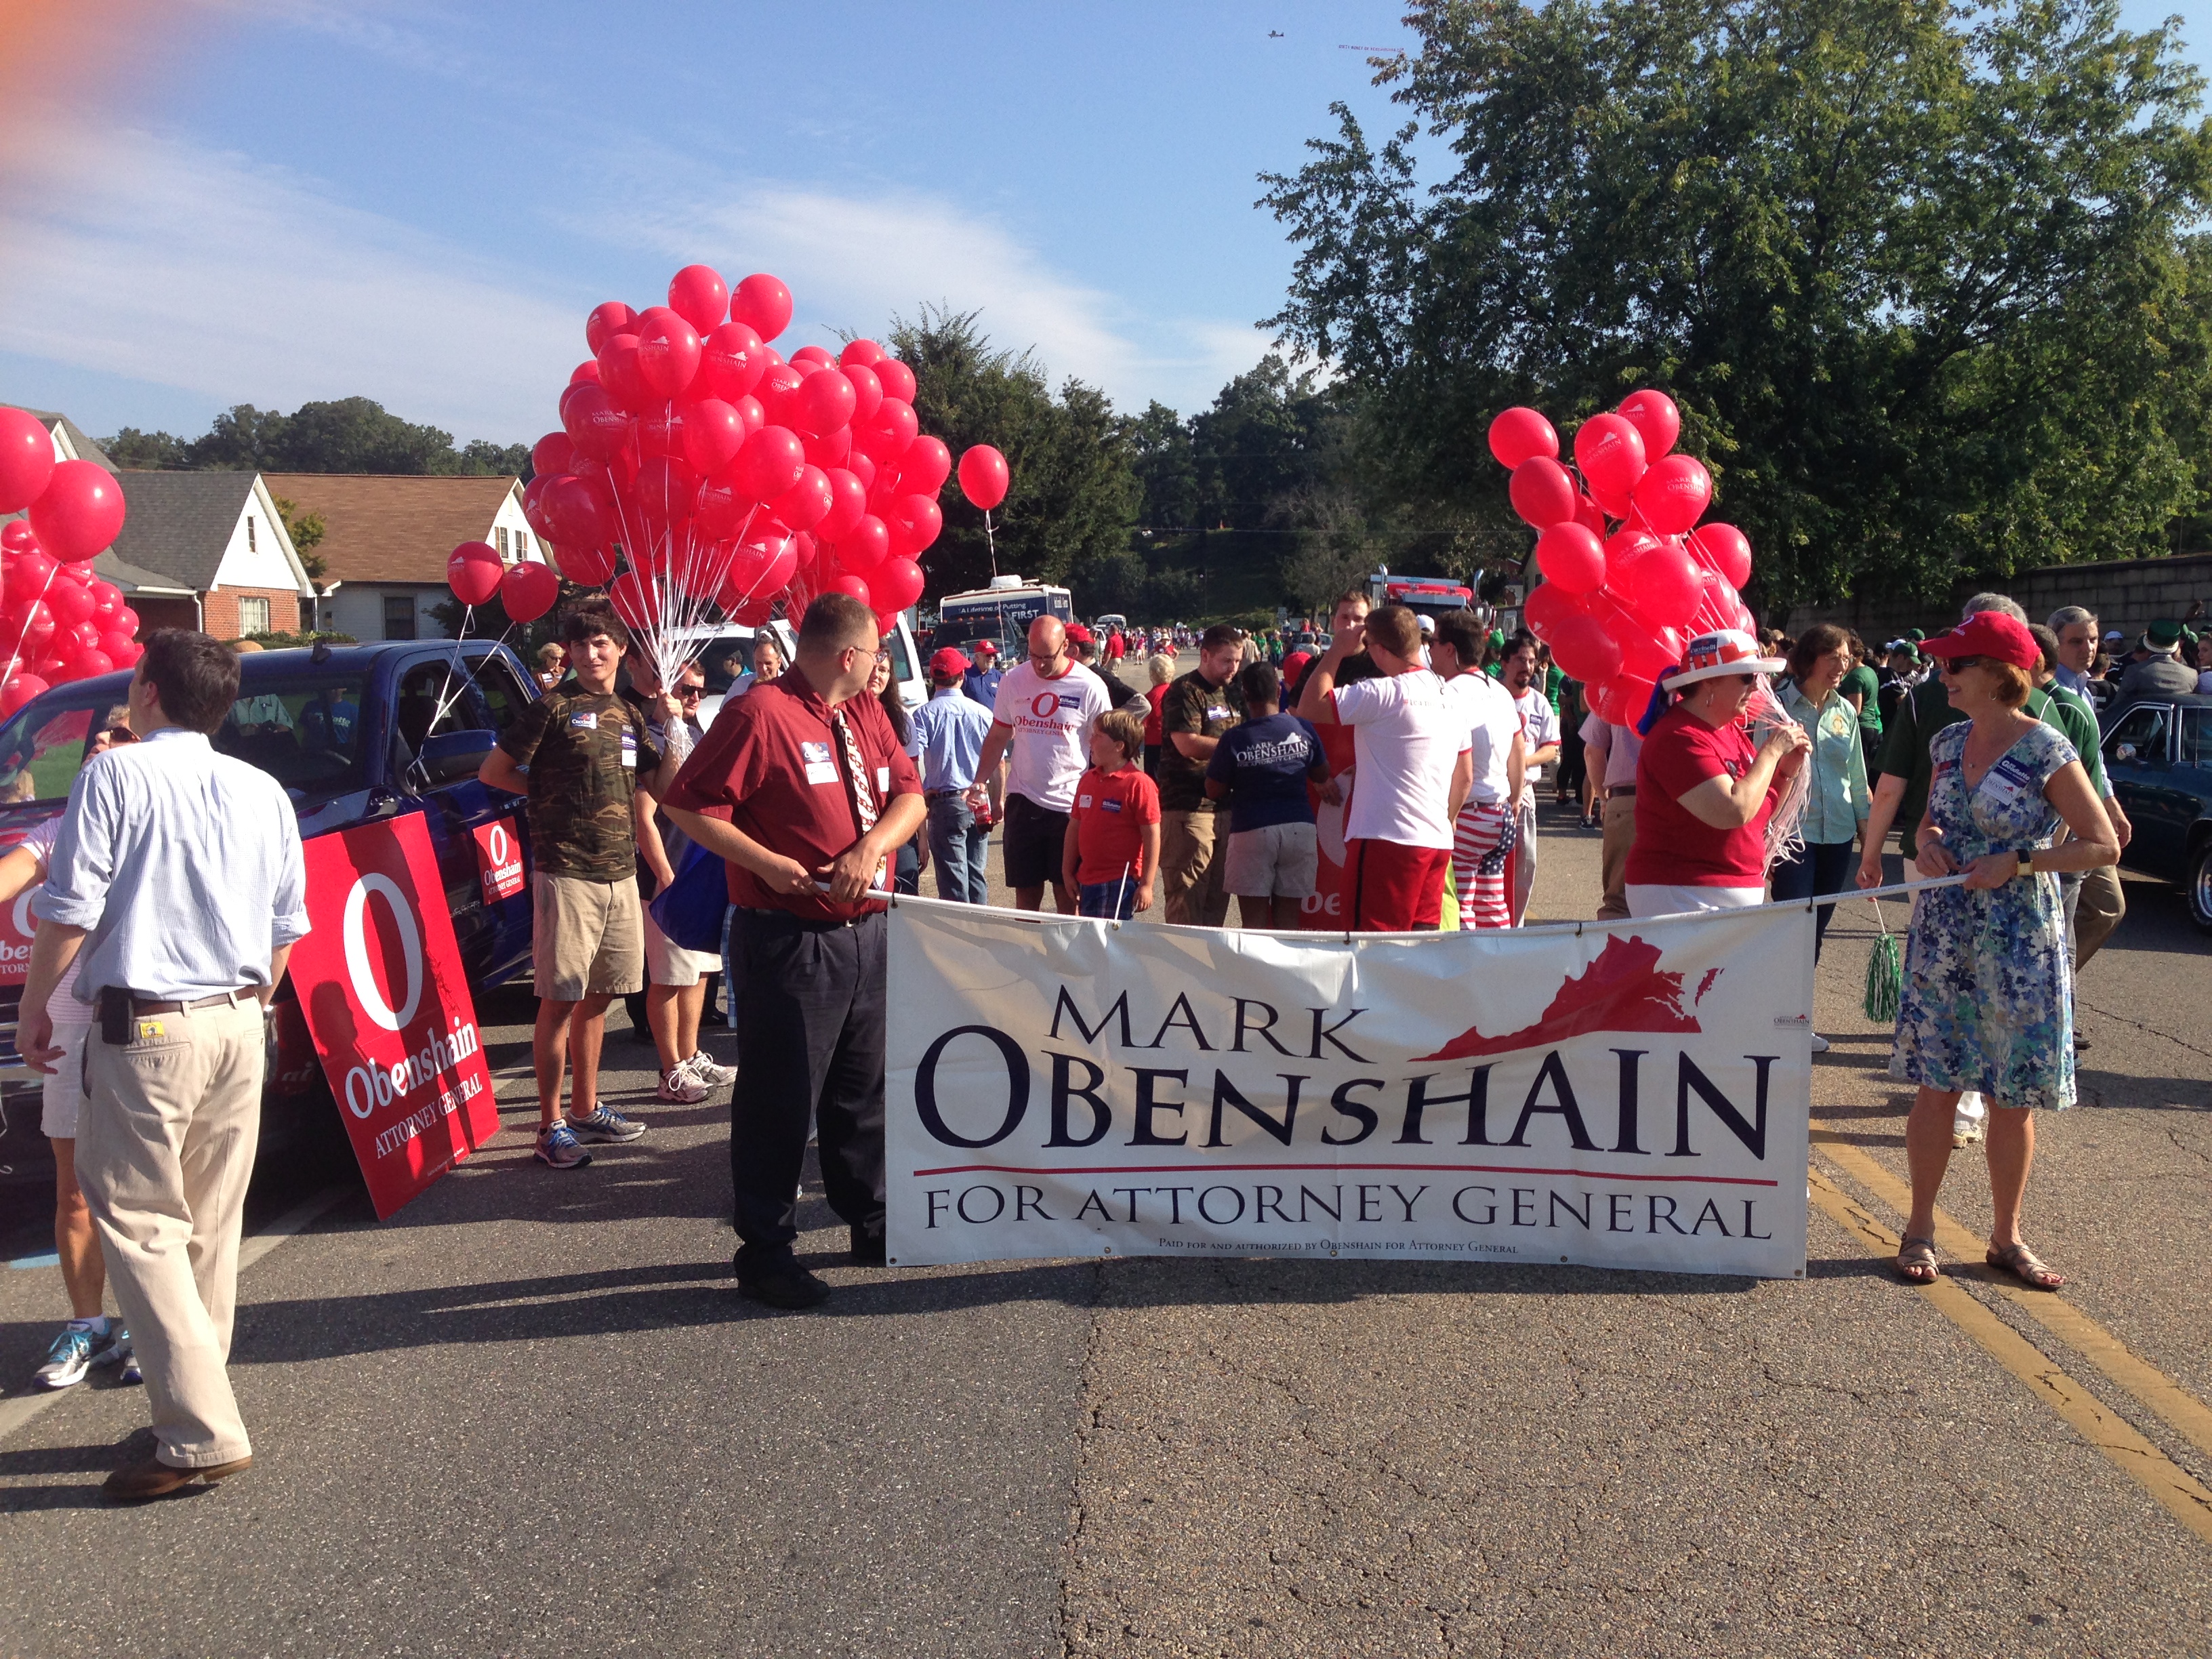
[0,672,47,715]
[899,434,952,496]
[544,474,618,548]
[846,451,877,496]
[28,461,127,563]
[1574,493,1608,537]
[1687,522,1753,590]
[1619,621,1689,684]
[28,653,69,684]
[1616,390,1681,459]
[773,466,835,532]
[873,358,918,404]
[556,544,617,586]
[680,399,747,477]
[1603,527,1662,567]
[887,493,943,556]
[97,628,136,659]
[1524,580,1588,639]
[498,560,557,623]
[667,264,729,333]
[609,570,662,635]
[630,455,698,522]
[447,541,503,606]
[86,581,122,624]
[1588,475,1635,521]
[790,345,837,370]
[731,393,765,433]
[794,368,857,438]
[56,560,91,586]
[1486,406,1559,471]
[701,321,768,401]
[1507,455,1578,530]
[825,571,872,609]
[1631,453,1713,536]
[817,468,869,541]
[569,360,602,386]
[857,398,919,461]
[47,582,94,626]
[731,273,794,342]
[586,302,638,355]
[635,403,684,460]
[694,477,757,540]
[840,338,885,368]
[1534,522,1605,594]
[873,556,924,613]
[68,647,115,680]
[1547,612,1623,686]
[1573,413,1647,498]
[113,606,140,636]
[790,530,818,569]
[1,520,39,553]
[1613,536,1702,627]
[531,430,575,479]
[956,444,1010,511]
[803,425,853,470]
[842,363,884,425]
[0,407,56,514]
[756,361,805,426]
[633,307,703,399]
[595,333,652,411]
[5,544,56,595]
[1593,673,1656,726]
[58,620,102,659]
[733,426,807,503]
[836,514,892,575]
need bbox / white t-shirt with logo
[1450,672,1523,809]
[1330,670,1473,851]
[991,661,1112,813]
[1513,688,1561,804]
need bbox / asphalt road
[3,716,2209,1656]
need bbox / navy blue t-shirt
[1205,713,1326,834]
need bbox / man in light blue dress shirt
[909,648,999,903]
[19,630,309,1503]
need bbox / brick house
[107,471,316,639]
[259,474,545,641]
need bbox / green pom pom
[1863,929,1902,1023]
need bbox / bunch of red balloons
[0,407,140,718]
[1489,392,1757,724]
[494,262,1013,668]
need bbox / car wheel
[2190,840,2212,936]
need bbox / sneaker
[656,1067,710,1105]
[684,1050,738,1088]
[535,1122,594,1168]
[1809,1032,1830,1053]
[735,1263,831,1309]
[566,1105,646,1143]
[35,1319,125,1390]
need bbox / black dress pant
[730,908,887,1267]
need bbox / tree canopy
[104,396,533,479]
[1260,0,2212,610]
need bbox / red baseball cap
[1067,623,1094,644]
[1919,611,2040,672]
[975,639,999,657]
[929,647,972,676]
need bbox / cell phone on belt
[100,986,131,1046]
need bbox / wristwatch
[2016,848,2032,877]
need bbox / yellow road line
[1809,1122,2212,1467]
[1807,1166,2212,1545]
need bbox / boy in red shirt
[1061,708,1160,920]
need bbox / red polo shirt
[665,670,922,922]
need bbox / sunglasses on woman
[1937,655,1986,675]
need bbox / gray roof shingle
[108,472,258,594]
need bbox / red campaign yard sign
[473,816,526,903]
[291,815,501,1218]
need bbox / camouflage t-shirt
[497,691,661,882]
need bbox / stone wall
[1783,550,2212,642]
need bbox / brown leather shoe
[103,1454,251,1502]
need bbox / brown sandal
[1986,1243,2065,1291]
[1895,1237,1940,1284]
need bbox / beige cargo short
[532,872,644,1002]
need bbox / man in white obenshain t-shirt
[972,615,1112,914]
[1432,611,1524,930]
[1498,632,1561,926]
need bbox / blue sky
[0,1,2204,451]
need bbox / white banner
[886,897,1814,1279]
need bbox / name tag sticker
[619,732,637,769]
[1078,794,1093,809]
[876,766,890,793]
[804,762,839,785]
[570,711,598,730]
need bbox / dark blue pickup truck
[0,640,544,1145]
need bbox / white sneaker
[684,1050,737,1087]
[1954,1091,1986,1144]
[1809,1032,1830,1053]
[656,1067,710,1105]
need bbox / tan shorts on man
[533,872,644,1000]
[1225,822,1318,899]
[1160,809,1231,926]
[1597,790,1637,921]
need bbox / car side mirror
[2115,743,2137,763]
[412,727,497,787]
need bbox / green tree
[1189,356,1347,529]
[105,398,534,479]
[270,494,329,588]
[886,305,1141,599]
[102,428,189,469]
[1259,0,2212,611]
[1129,401,1200,527]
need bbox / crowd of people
[12,571,2175,1502]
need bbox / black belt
[924,787,971,798]
[1608,785,1636,798]
[739,907,877,931]
[128,988,259,1015]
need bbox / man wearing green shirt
[1839,634,1883,776]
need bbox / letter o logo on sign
[488,823,510,866]
[342,874,425,1033]
[10,890,33,939]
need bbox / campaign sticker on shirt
[619,731,638,769]
[801,740,838,786]
[1102,798,1123,813]
[876,765,890,794]
[1078,793,1093,809]
[569,710,598,730]
[1206,705,1231,722]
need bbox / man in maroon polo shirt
[662,594,924,1309]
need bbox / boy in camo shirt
[481,602,682,1168]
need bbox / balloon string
[427,602,476,728]
[1,563,64,687]
[983,508,998,581]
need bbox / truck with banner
[0,640,543,1214]
[930,575,1073,659]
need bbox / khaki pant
[1161,809,1230,927]
[2074,862,2127,968]
[1597,792,1637,921]
[76,996,266,1469]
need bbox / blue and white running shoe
[684,1050,738,1088]
[35,1319,127,1389]
[535,1121,594,1168]
[566,1106,645,1143]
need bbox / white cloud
[0,118,579,442]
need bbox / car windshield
[0,692,138,806]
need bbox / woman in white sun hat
[1622,629,1808,918]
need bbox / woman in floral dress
[1889,613,2118,1290]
